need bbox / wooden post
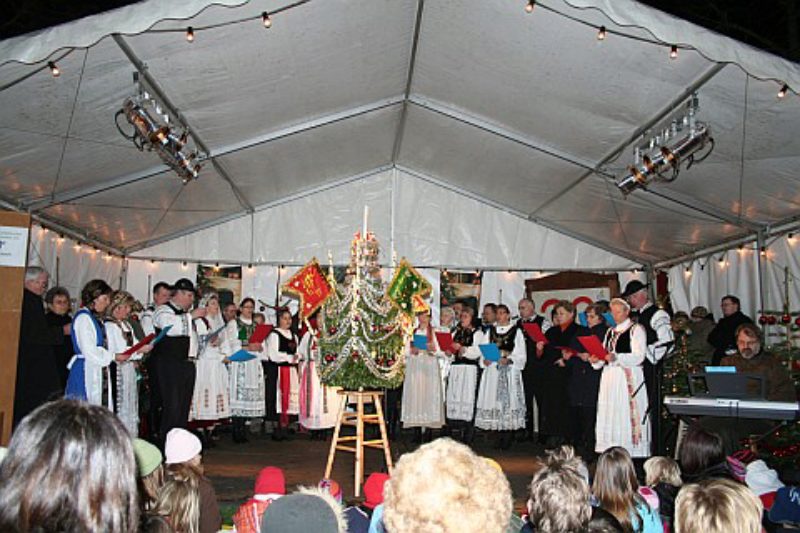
[0,212,31,445]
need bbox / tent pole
[756,229,767,314]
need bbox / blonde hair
[152,476,200,533]
[528,453,591,533]
[592,447,645,533]
[675,479,762,533]
[383,438,512,533]
[644,456,682,487]
[139,464,166,511]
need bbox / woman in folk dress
[592,298,651,457]
[191,291,231,426]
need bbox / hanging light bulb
[669,45,678,59]
[47,61,60,77]
[684,266,691,278]
[186,27,195,42]
[262,11,272,28]
[524,0,535,13]
[247,263,254,271]
[778,84,789,98]
[788,233,795,244]
[737,244,745,255]
[73,242,82,252]
[760,247,767,258]
[597,26,607,40]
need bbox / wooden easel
[324,389,393,497]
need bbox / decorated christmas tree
[310,225,430,390]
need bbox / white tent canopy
[2,0,799,276]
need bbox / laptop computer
[688,368,766,400]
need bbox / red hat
[363,472,390,509]
[254,466,286,496]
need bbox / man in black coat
[13,266,68,427]
[707,295,752,366]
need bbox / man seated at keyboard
[720,323,795,402]
[700,323,796,453]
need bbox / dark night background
[0,1,798,62]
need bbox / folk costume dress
[401,328,446,429]
[593,318,651,457]
[267,328,301,427]
[298,330,340,430]
[66,308,115,409]
[446,324,482,422]
[105,318,142,434]
[474,324,527,431]
[191,313,231,421]
[226,317,266,418]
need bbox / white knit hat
[164,428,202,464]
[745,460,784,496]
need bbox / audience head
[527,450,591,533]
[152,475,200,533]
[720,295,740,317]
[165,428,202,470]
[152,281,173,306]
[45,286,71,315]
[0,400,139,532]
[735,323,763,360]
[318,478,343,504]
[260,486,347,533]
[254,466,286,497]
[587,509,624,533]
[133,438,165,511]
[482,303,497,325]
[675,478,762,533]
[81,279,113,313]
[24,266,49,296]
[383,438,512,533]
[644,456,682,487]
[679,426,726,480]
[363,472,390,510]
[592,446,644,533]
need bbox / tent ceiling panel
[122,0,415,148]
[397,104,585,215]
[0,130,65,200]
[411,0,715,163]
[214,104,400,208]
[536,176,747,260]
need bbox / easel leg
[373,393,393,470]
[324,394,348,479]
[355,394,365,497]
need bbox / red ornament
[795,316,800,327]
[767,315,778,325]
[351,351,359,360]
[758,315,769,325]
[328,326,337,335]
[781,314,792,324]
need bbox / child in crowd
[593,447,662,533]
[232,466,286,533]
[134,438,166,512]
[149,475,200,533]
[260,486,347,532]
[643,456,682,532]
[675,478,763,533]
[164,428,221,533]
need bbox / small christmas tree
[316,230,417,389]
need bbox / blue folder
[412,334,428,351]
[228,349,257,362]
[151,325,172,345]
[479,343,501,362]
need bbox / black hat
[620,280,648,298]
[172,278,195,292]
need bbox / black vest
[452,325,479,366]
[636,304,659,346]
[274,330,298,367]
[490,325,518,353]
[606,326,633,354]
[154,303,190,359]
